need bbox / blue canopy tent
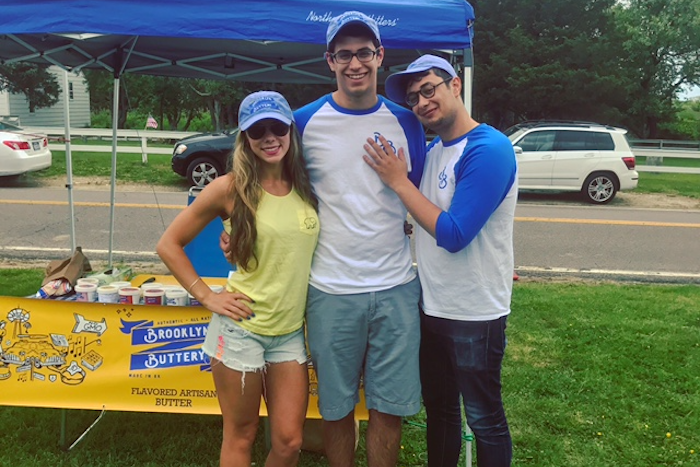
[2,2,477,457]
[0,0,475,266]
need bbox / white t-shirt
[417,124,518,321]
[295,94,426,294]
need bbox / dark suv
[171,130,237,187]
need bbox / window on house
[69,82,74,100]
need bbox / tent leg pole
[66,407,107,451]
[59,407,107,451]
[62,69,76,252]
[108,77,120,268]
[463,48,473,115]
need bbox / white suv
[505,121,639,204]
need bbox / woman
[157,91,319,467]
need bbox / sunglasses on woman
[245,121,291,140]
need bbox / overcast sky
[680,84,700,100]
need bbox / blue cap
[238,91,294,131]
[384,55,458,104]
[326,11,381,49]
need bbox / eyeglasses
[329,48,379,64]
[246,121,290,140]
[405,78,452,107]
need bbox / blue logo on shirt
[438,167,448,189]
[373,132,396,153]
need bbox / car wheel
[187,157,222,187]
[582,172,618,204]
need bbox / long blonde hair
[227,124,317,272]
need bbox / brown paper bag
[42,246,92,287]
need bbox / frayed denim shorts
[202,313,308,373]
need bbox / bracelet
[187,277,202,294]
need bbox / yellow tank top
[225,189,319,336]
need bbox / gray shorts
[305,277,421,421]
[202,313,308,373]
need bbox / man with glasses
[292,10,426,467]
[363,54,516,467]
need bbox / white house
[0,66,90,127]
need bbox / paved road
[0,186,184,263]
[1,185,699,282]
[513,203,700,282]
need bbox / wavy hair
[227,123,317,272]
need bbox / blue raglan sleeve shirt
[435,127,517,253]
[383,97,426,188]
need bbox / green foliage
[90,110,112,129]
[471,0,700,137]
[613,0,700,138]
[472,0,622,128]
[660,100,700,140]
[84,70,247,131]
[187,112,215,132]
[0,63,60,111]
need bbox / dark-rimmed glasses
[405,78,452,107]
[329,48,379,64]
[246,121,290,140]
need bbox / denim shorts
[305,277,421,421]
[201,313,308,373]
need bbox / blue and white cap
[326,11,381,48]
[384,54,458,104]
[238,91,293,131]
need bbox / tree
[141,76,206,131]
[0,63,60,111]
[470,0,623,129]
[613,0,700,137]
[188,80,248,131]
[661,99,700,139]
[83,70,146,128]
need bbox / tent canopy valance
[1,0,475,83]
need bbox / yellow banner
[0,281,367,419]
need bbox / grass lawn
[1,274,698,466]
[636,172,700,198]
[33,151,187,186]
[635,156,700,198]
[636,155,700,168]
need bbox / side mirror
[513,146,523,155]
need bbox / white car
[0,121,52,178]
[506,121,639,204]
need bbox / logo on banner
[120,319,210,371]
[305,11,399,27]
[0,308,105,386]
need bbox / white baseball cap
[384,54,458,104]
